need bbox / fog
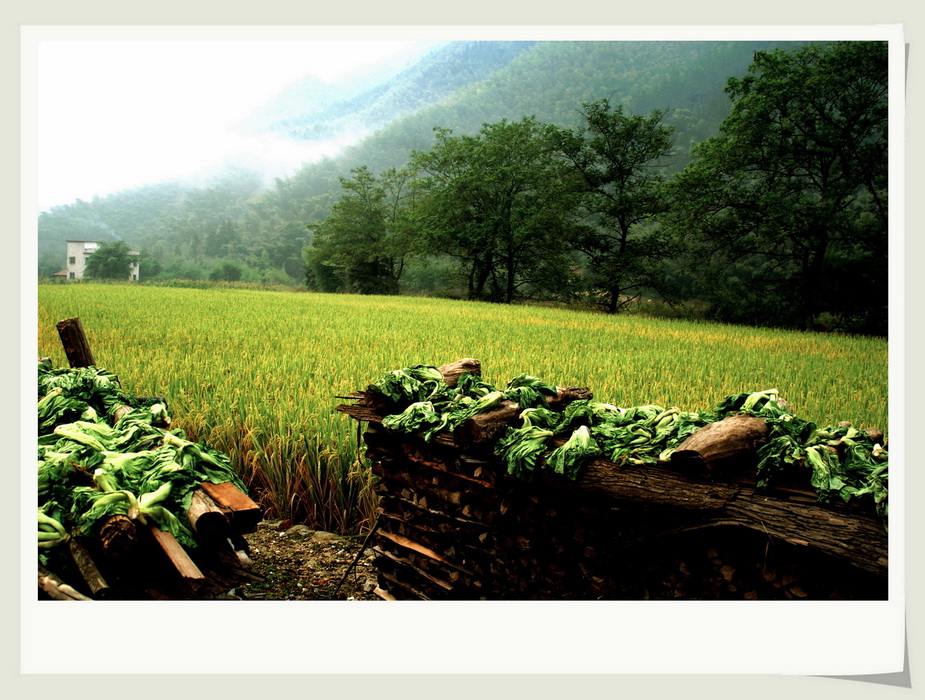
[32,37,439,213]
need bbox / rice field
[36,283,889,533]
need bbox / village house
[59,240,140,281]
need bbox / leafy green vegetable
[37,362,250,552]
[368,365,446,404]
[545,425,601,479]
[371,365,888,526]
[494,408,556,481]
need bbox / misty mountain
[37,39,811,283]
[246,41,538,143]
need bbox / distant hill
[247,41,539,143]
[37,39,812,281]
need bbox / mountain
[247,41,539,143]
[37,40,812,282]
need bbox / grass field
[36,283,889,533]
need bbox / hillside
[37,40,809,283]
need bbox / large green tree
[303,166,418,294]
[412,117,581,303]
[554,100,676,313]
[83,240,134,280]
[670,41,888,332]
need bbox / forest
[36,40,888,335]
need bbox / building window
[69,272,75,279]
[68,256,76,264]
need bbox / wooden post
[55,317,96,367]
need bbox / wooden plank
[55,317,96,367]
[148,527,206,582]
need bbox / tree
[412,117,581,303]
[304,166,418,294]
[83,240,134,280]
[669,41,888,332]
[554,100,677,313]
[209,261,243,282]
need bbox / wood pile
[39,483,263,601]
[37,318,264,601]
[337,359,888,601]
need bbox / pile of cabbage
[37,361,247,563]
[368,365,889,524]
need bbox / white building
[65,240,140,281]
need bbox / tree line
[303,42,888,334]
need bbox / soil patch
[235,521,381,601]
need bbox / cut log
[437,358,482,386]
[669,413,772,473]
[98,514,138,558]
[534,457,887,577]
[67,537,111,599]
[187,488,232,542]
[38,564,93,601]
[199,481,261,533]
[452,386,593,447]
[55,317,96,368]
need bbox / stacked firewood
[38,318,264,601]
[337,359,888,601]
[39,481,263,601]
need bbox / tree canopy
[554,100,677,312]
[83,240,134,280]
[411,118,581,303]
[668,41,888,332]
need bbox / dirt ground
[235,520,382,601]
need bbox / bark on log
[437,358,482,386]
[452,386,593,447]
[67,537,111,598]
[38,564,93,601]
[99,514,138,558]
[534,457,887,577]
[55,317,96,368]
[669,413,772,473]
[187,488,232,542]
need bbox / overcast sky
[29,37,437,213]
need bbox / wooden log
[534,457,887,577]
[98,514,138,558]
[372,545,456,591]
[67,537,111,599]
[437,358,482,386]
[55,317,96,368]
[669,413,771,473]
[187,488,232,542]
[377,528,463,570]
[200,481,261,533]
[38,564,92,601]
[452,386,592,447]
